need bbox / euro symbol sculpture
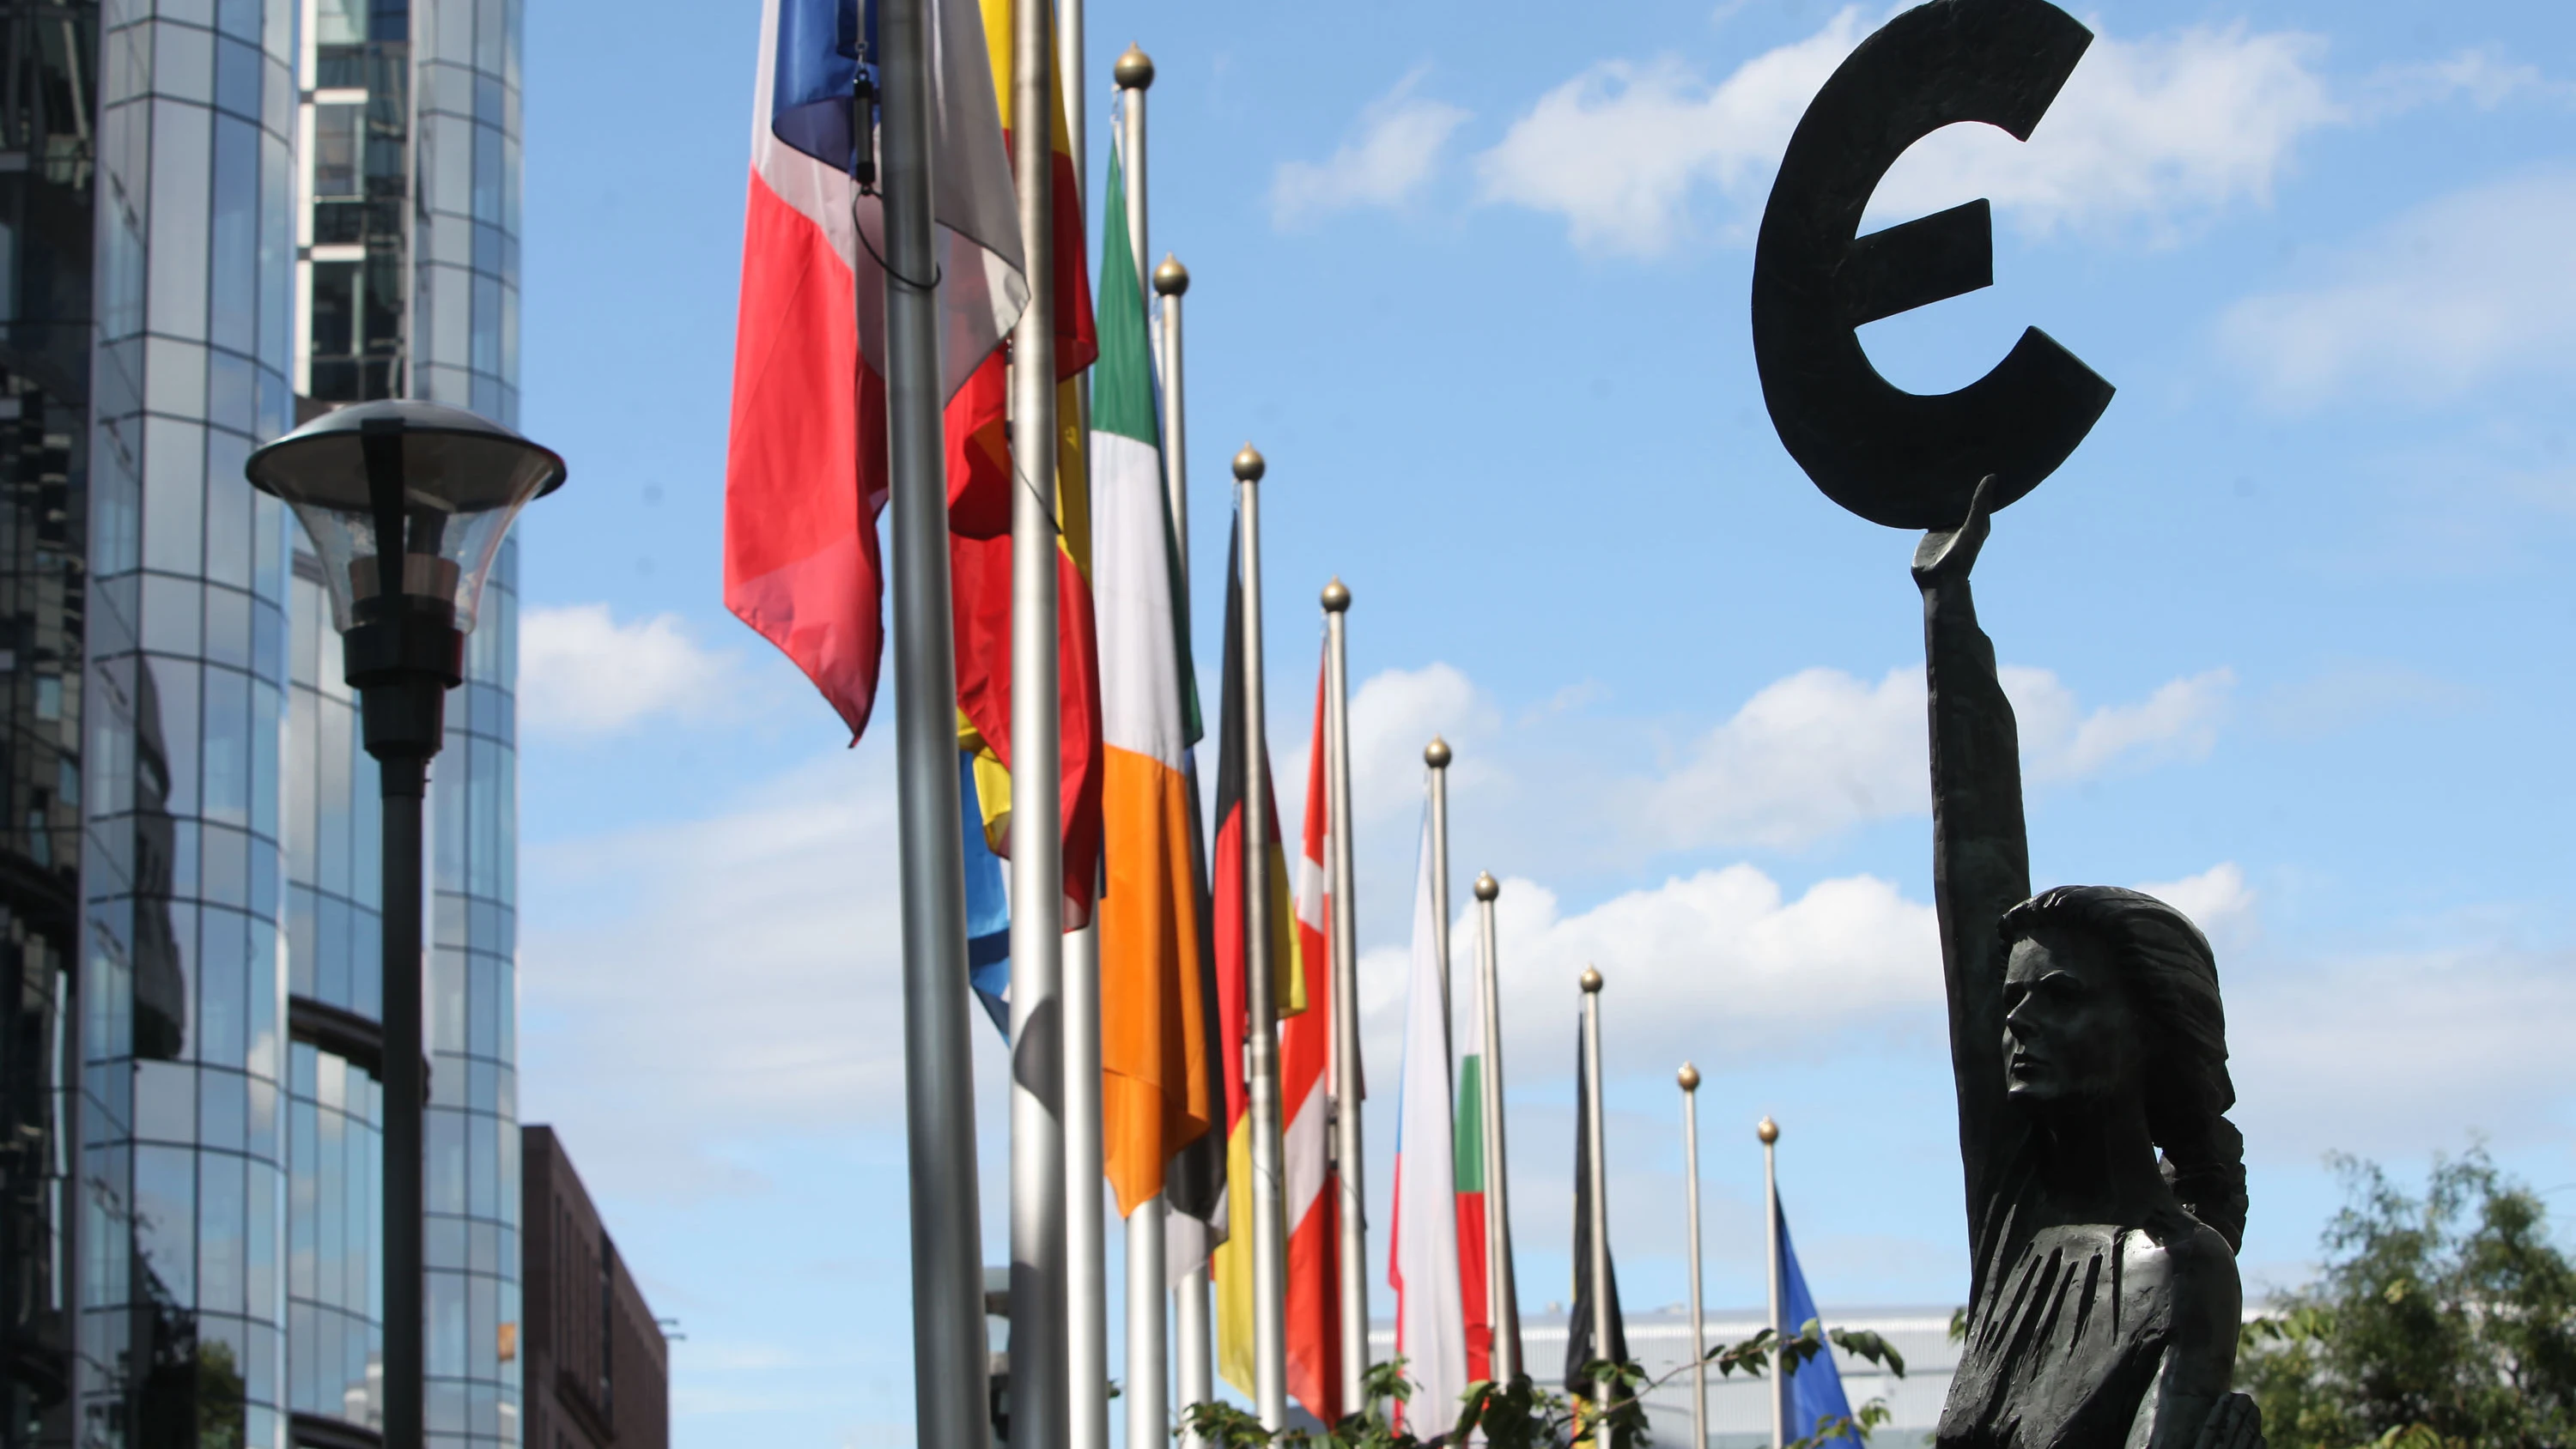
[1752,0,2112,530]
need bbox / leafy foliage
[2236,1148,2576,1449]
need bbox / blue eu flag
[771,0,875,173]
[1778,1198,1856,1440]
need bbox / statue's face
[2002,928,2135,1106]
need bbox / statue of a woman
[1916,480,2263,1449]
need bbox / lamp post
[245,399,565,1449]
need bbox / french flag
[724,0,1024,739]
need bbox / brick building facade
[521,1127,667,1449]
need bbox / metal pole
[1235,444,1290,1429]
[1176,1260,1212,1440]
[1761,1118,1783,1449]
[1057,0,1083,203]
[1127,1198,1167,1449]
[1680,1067,1707,1449]
[882,9,993,1436]
[378,763,423,1449]
[1581,967,1612,1421]
[1115,48,1150,304]
[1011,0,1068,1440]
[1151,258,1188,590]
[1424,739,1452,1025]
[1103,55,1157,1449]
[1473,873,1516,1385]
[1067,914,1107,1449]
[1321,579,1368,1412]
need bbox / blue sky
[506,0,2576,1441]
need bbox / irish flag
[724,0,1024,737]
[1091,115,1212,1218]
[1283,656,1341,1422]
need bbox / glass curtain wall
[280,0,522,1440]
[73,0,300,1440]
[0,0,96,1440]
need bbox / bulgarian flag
[1283,655,1342,1422]
[1390,803,1466,1428]
[1091,114,1213,1217]
[1456,924,1494,1383]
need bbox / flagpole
[1473,872,1517,1384]
[1679,1065,1706,1449]
[1760,1117,1783,1449]
[1110,46,1164,1449]
[1581,967,1613,1420]
[1068,915,1106,1449]
[1011,0,1069,1441]
[1321,579,1369,1413]
[1153,248,1204,1449]
[1425,738,1453,1023]
[1236,443,1291,1430]
[1153,257,1188,584]
[1116,47,1150,301]
[879,0,990,1443]
[1057,0,1084,191]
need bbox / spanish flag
[948,0,1102,922]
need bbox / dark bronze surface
[1753,0,2114,529]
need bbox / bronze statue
[1917,482,2261,1449]
[1747,1,2266,1435]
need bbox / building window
[314,105,363,200]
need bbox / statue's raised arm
[1912,476,2030,1249]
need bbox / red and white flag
[1284,653,1342,1422]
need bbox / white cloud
[1270,68,1470,226]
[1473,10,1867,256]
[519,603,737,736]
[1631,664,2232,852]
[2217,172,2576,409]
[2133,861,2257,951]
[1474,15,2432,257]
[518,749,904,1189]
[1357,864,1941,1105]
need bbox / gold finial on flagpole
[1233,444,1265,483]
[1154,254,1190,296]
[1321,578,1350,612]
[1758,1116,1779,1144]
[1473,871,1498,901]
[1580,965,1602,993]
[1115,43,1155,89]
[1424,736,1451,769]
[1679,1063,1700,1092]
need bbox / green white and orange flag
[1092,116,1212,1216]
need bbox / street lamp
[246,399,564,1449]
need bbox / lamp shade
[246,399,565,634]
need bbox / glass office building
[0,0,528,1436]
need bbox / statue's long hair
[1997,886,2248,1252]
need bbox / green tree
[2238,1149,2576,1449]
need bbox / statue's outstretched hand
[2191,1392,2265,1449]
[1911,474,1998,589]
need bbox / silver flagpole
[1680,1065,1706,1449]
[1011,0,1069,1441]
[1152,257,1188,584]
[1321,579,1368,1414]
[1057,20,1105,1445]
[1176,1256,1212,1446]
[1581,967,1612,1420]
[1473,872,1517,1385]
[1116,47,1151,300]
[1425,739,1453,1024]
[1761,1117,1783,1449]
[1236,444,1291,1430]
[1152,246,1203,1449]
[879,0,989,1443]
[1110,43,1163,1449]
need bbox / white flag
[1389,805,1467,1428]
